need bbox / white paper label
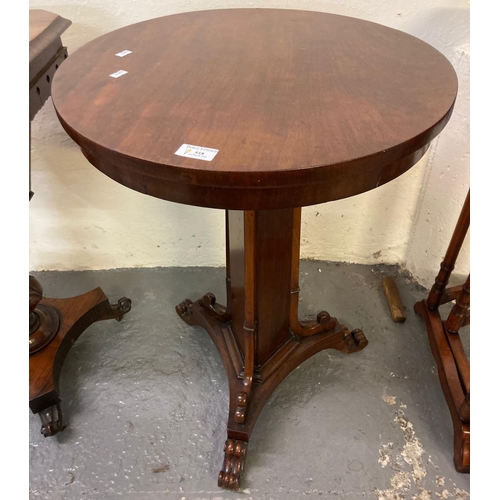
[175,144,219,162]
[115,50,132,57]
[110,70,128,78]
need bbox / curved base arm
[29,287,132,436]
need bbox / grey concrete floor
[29,262,470,500]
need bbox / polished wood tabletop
[51,8,457,210]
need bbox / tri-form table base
[29,277,131,437]
[176,208,368,490]
[177,296,367,489]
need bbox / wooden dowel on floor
[382,276,406,323]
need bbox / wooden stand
[177,209,368,489]
[29,11,132,436]
[414,190,470,473]
[29,277,131,436]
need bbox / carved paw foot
[218,439,248,490]
[342,328,368,351]
[39,404,66,437]
[175,299,197,325]
[200,293,231,323]
[110,297,132,321]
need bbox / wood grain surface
[29,9,71,62]
[52,9,458,210]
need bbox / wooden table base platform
[176,209,368,490]
[414,298,470,472]
[29,277,131,437]
[177,296,367,489]
[414,191,470,473]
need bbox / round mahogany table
[51,9,458,490]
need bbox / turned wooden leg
[427,191,469,310]
[29,275,132,436]
[445,275,470,334]
[176,208,367,490]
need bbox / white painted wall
[29,0,470,287]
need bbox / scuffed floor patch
[378,443,394,468]
[395,409,426,484]
[382,394,397,406]
[435,489,470,500]
[374,395,470,500]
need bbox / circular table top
[52,9,458,210]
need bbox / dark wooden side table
[51,9,458,489]
[29,10,132,437]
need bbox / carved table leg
[176,208,368,489]
[29,276,131,436]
